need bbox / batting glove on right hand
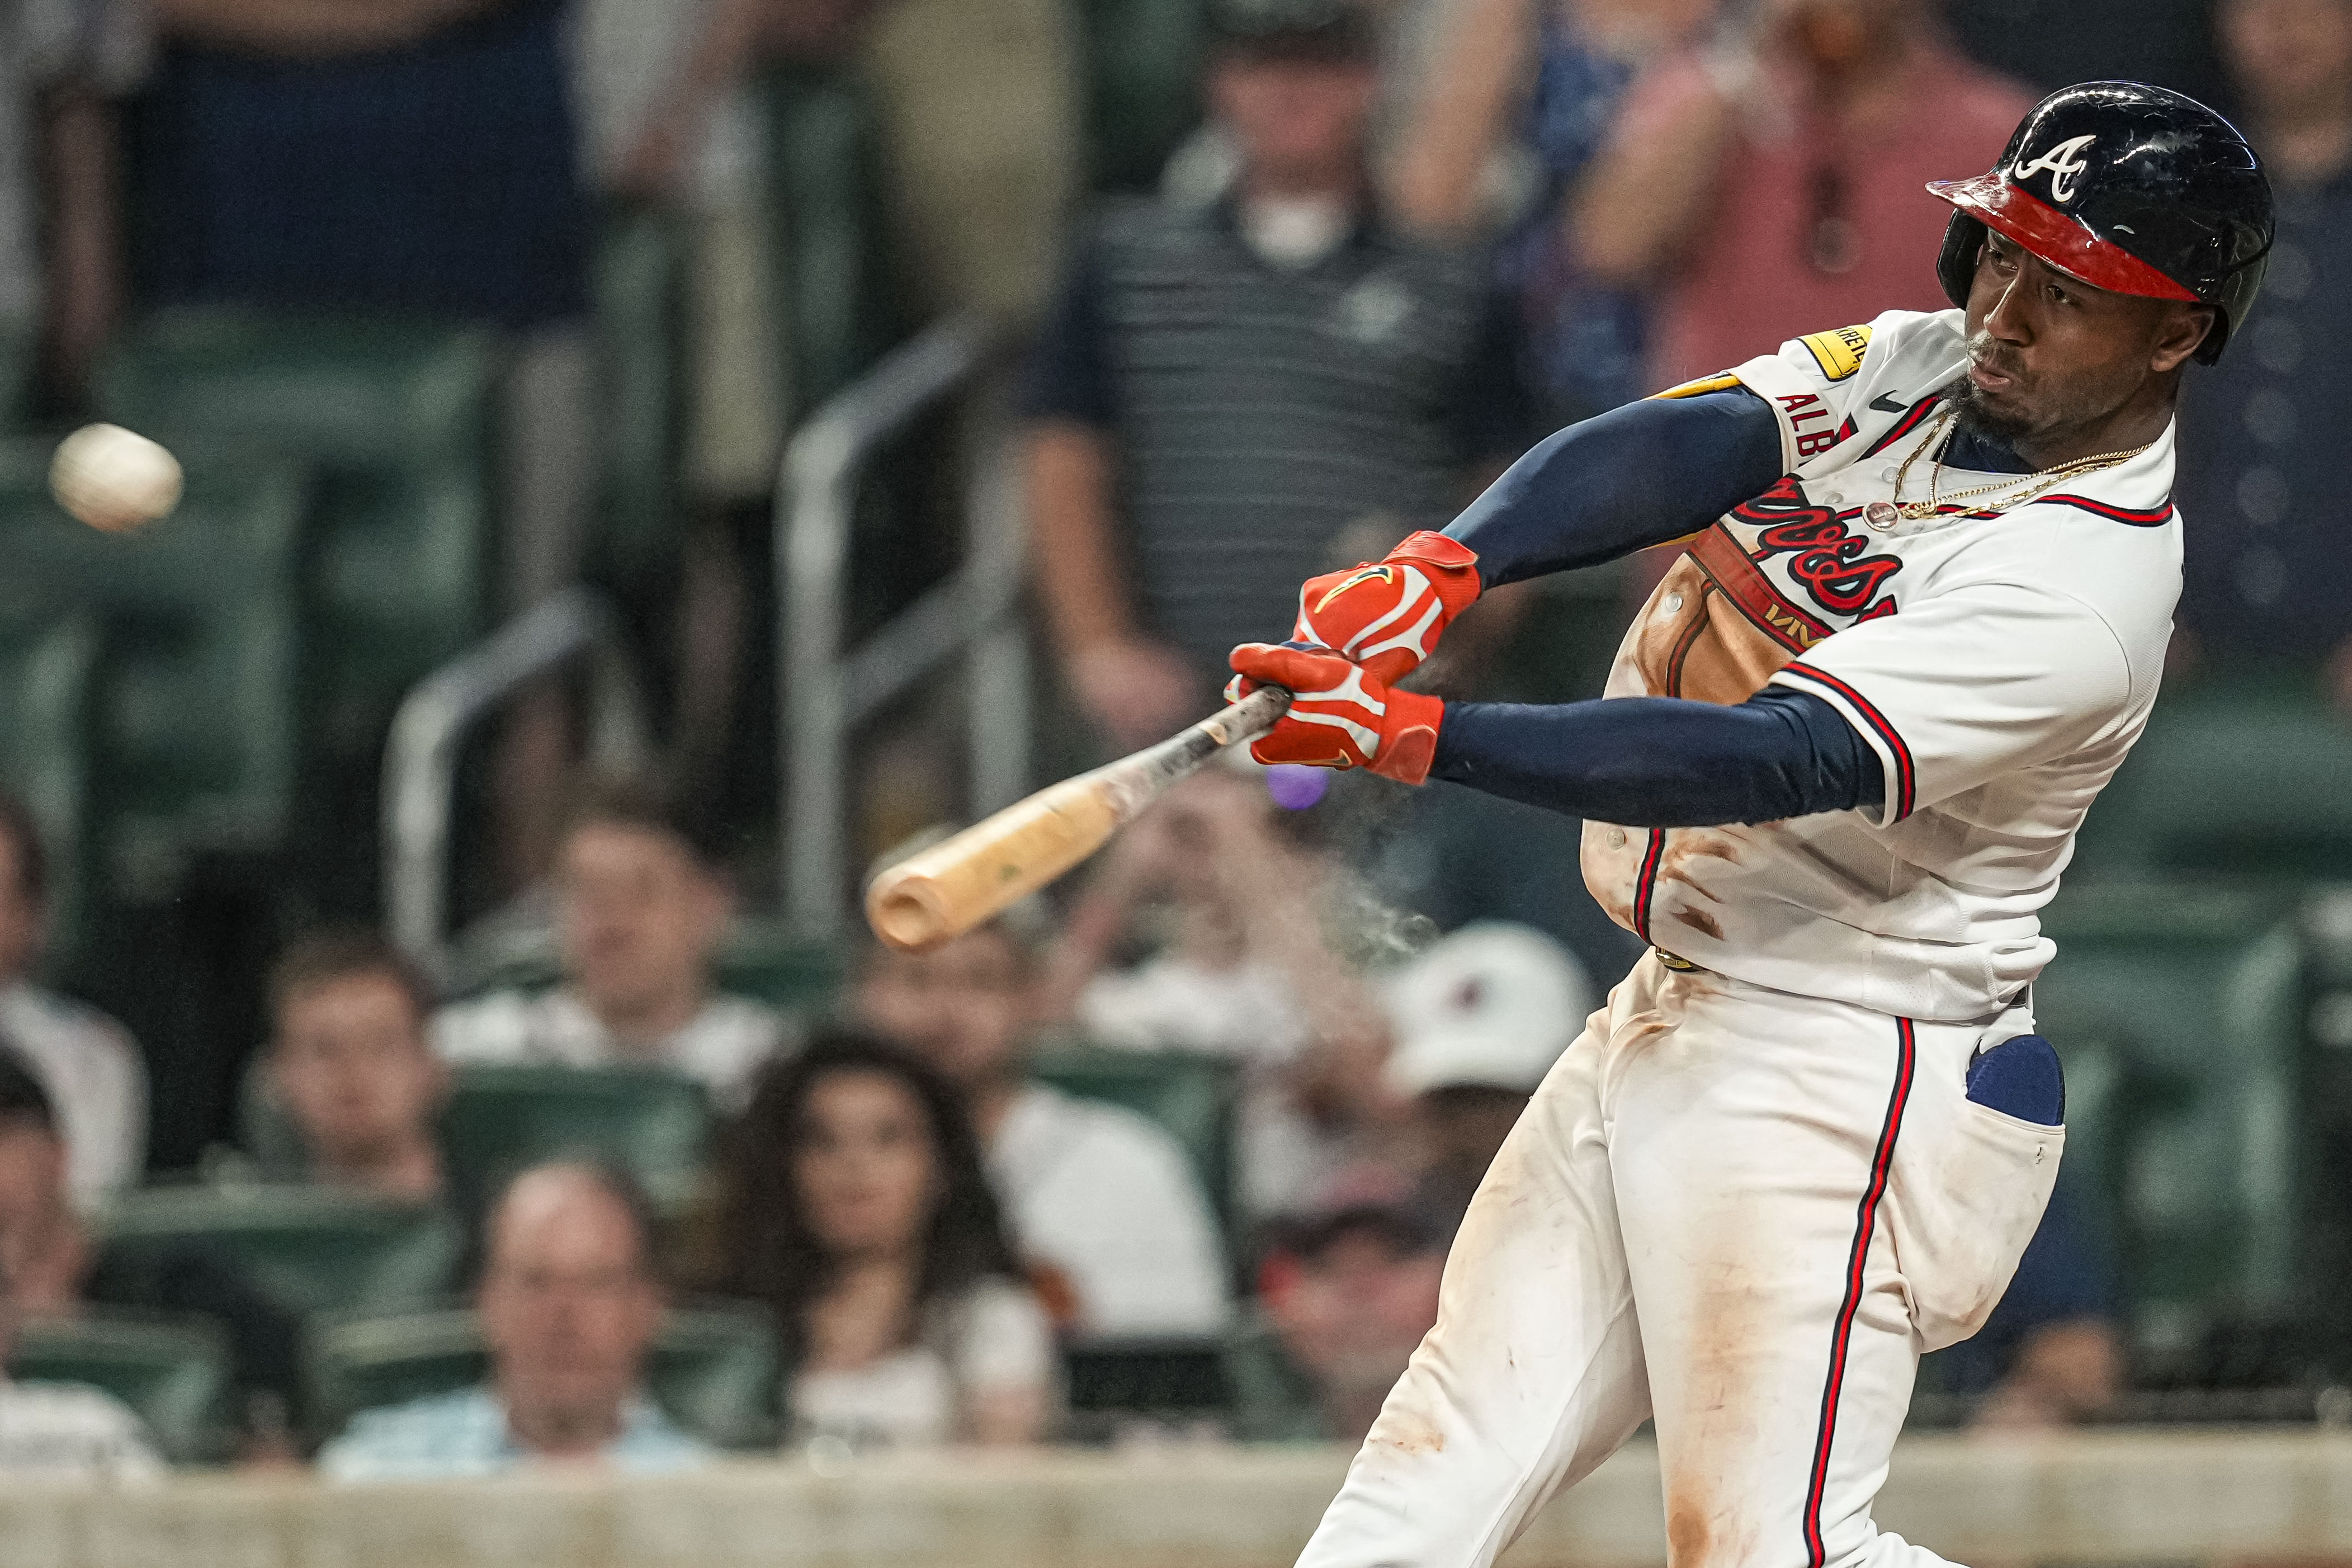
[1288,531,1482,684]
[1226,643,1444,785]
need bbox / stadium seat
[306,1301,780,1450]
[2071,668,2352,883]
[593,210,682,577]
[436,1064,715,1215]
[97,1186,465,1321]
[0,611,101,956]
[2032,882,2306,1375]
[1075,0,1206,192]
[0,436,305,903]
[94,306,500,753]
[1219,1312,1324,1442]
[764,69,892,420]
[1029,1042,1240,1240]
[11,1309,237,1465]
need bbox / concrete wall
[4,1432,2352,1568]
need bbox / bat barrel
[863,686,1292,953]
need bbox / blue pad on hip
[1964,1033,2063,1126]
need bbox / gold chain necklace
[1865,408,2152,530]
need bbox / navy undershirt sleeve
[1442,387,1785,588]
[1430,687,1885,827]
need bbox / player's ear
[2150,303,2213,375]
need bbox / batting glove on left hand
[1288,531,1482,684]
[1226,643,1444,785]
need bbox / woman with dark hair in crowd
[702,1032,1056,1448]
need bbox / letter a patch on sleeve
[1798,324,1874,381]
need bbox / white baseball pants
[1297,953,2061,1568]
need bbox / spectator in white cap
[1383,922,1591,1220]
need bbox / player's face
[1946,229,2212,455]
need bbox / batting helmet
[1928,81,2273,363]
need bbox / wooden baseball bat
[865,684,1293,952]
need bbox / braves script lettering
[1735,477,1902,616]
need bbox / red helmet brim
[1927,172,2202,303]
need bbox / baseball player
[1225,82,2274,1568]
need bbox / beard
[1935,368,2037,446]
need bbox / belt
[1653,948,1707,973]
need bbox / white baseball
[49,423,183,533]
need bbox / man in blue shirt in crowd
[320,1161,708,1480]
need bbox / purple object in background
[1266,764,1330,810]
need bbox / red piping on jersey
[1861,394,1943,459]
[1690,524,1831,652]
[1801,1016,1917,1568]
[1778,662,1917,822]
[2035,493,2175,526]
[1632,829,1666,944]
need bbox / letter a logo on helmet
[1925,81,2275,363]
[2011,134,2098,204]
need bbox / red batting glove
[1288,531,1481,684]
[1226,643,1444,785]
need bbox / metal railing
[382,587,651,977]
[777,315,1030,938]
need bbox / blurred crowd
[0,0,2346,1481]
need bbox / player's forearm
[1026,423,1134,654]
[1429,688,1881,827]
[1442,388,1780,590]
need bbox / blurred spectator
[1047,771,1396,1221]
[1941,0,2225,112]
[320,1162,708,1480]
[1932,1178,2122,1429]
[1241,1199,1447,1442]
[1381,922,1588,1221]
[2175,0,2352,692]
[0,1050,301,1449]
[0,792,145,1204]
[1572,0,2031,392]
[434,781,786,1113]
[264,932,448,1202]
[854,922,1230,1338]
[1391,0,1715,418]
[1023,0,1534,750]
[1,0,136,412]
[0,1294,163,1482]
[701,1033,1054,1448]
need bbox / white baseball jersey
[1580,307,2181,1020]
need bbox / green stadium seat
[306,1301,780,1450]
[0,612,101,955]
[437,1063,714,1215]
[593,210,682,576]
[2032,883,2306,1373]
[97,1186,465,1321]
[764,69,892,421]
[1076,0,1206,192]
[1220,1312,1324,1442]
[2072,669,2352,883]
[0,436,305,903]
[11,1309,235,1465]
[1029,1042,1240,1239]
[95,307,499,752]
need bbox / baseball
[49,423,183,533]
